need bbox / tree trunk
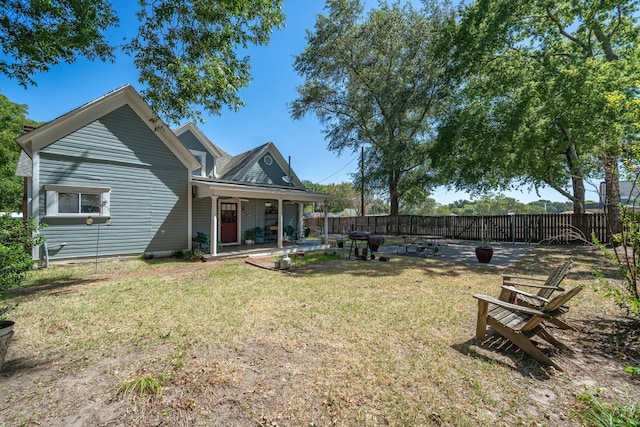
[603,155,622,235]
[571,174,586,214]
[389,188,400,216]
[564,143,586,214]
[388,170,400,216]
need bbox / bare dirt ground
[1,244,639,426]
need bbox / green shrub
[183,249,204,262]
[577,385,640,426]
[172,249,186,259]
[0,214,44,293]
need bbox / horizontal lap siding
[240,200,257,239]
[177,130,214,177]
[193,198,212,237]
[283,203,298,230]
[147,165,188,254]
[38,106,189,260]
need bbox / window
[45,185,110,216]
[190,150,207,177]
[263,155,273,166]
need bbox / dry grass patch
[0,245,638,426]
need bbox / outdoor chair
[474,285,583,370]
[499,260,574,330]
[255,227,265,243]
[284,225,298,241]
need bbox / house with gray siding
[16,85,329,263]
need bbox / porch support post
[187,181,193,253]
[298,202,304,241]
[323,199,329,244]
[31,152,40,261]
[277,199,283,249]
[211,196,218,256]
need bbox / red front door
[220,202,238,244]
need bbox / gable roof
[218,143,270,179]
[219,142,304,189]
[16,85,201,171]
[175,122,305,189]
[173,122,231,160]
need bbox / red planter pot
[475,247,494,263]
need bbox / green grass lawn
[0,244,635,426]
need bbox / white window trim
[190,150,207,177]
[44,184,111,217]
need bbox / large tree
[432,0,640,220]
[0,94,27,212]
[0,0,284,123]
[291,0,453,215]
[302,180,364,214]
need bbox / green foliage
[303,179,390,216]
[172,249,185,259]
[577,386,640,427]
[0,0,117,86]
[138,252,154,261]
[0,1,284,123]
[0,93,28,212]
[399,196,437,215]
[183,249,203,262]
[303,180,372,214]
[126,0,284,123]
[593,200,640,316]
[0,294,14,319]
[0,244,32,293]
[366,198,389,215]
[0,214,44,293]
[625,365,640,378]
[192,232,209,249]
[117,375,164,397]
[477,237,492,248]
[440,195,573,216]
[433,0,640,213]
[292,1,455,215]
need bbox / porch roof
[192,179,330,203]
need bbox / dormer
[173,122,230,179]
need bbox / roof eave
[16,85,201,171]
[192,180,331,203]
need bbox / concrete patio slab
[377,240,535,268]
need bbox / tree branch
[545,7,590,53]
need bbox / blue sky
[0,0,579,205]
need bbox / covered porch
[191,180,330,257]
[202,238,332,261]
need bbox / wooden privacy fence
[304,214,609,244]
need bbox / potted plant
[244,229,255,245]
[0,315,14,369]
[475,238,494,263]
